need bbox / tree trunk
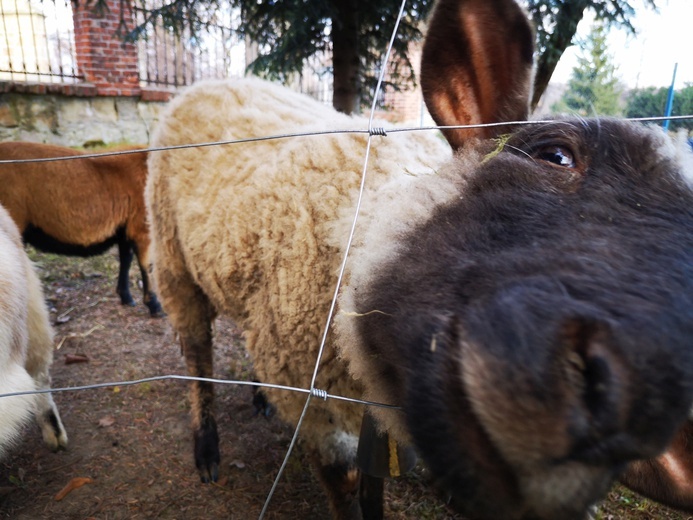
[531,0,589,110]
[331,0,361,114]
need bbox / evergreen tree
[626,84,693,132]
[526,0,656,110]
[553,23,623,116]
[119,0,654,115]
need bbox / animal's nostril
[563,322,614,416]
[566,344,613,421]
[560,317,634,459]
[582,355,613,418]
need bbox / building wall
[0,0,172,147]
[0,89,167,147]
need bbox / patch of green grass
[27,246,121,284]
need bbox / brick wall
[375,43,436,126]
[1,0,172,102]
[72,0,144,97]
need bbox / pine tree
[553,23,623,116]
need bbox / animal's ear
[421,0,535,149]
[620,419,693,512]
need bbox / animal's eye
[535,145,576,168]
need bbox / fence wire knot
[369,127,387,137]
[311,388,329,400]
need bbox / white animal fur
[0,204,67,457]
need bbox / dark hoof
[119,295,137,307]
[199,462,220,484]
[194,420,220,483]
[252,386,273,418]
[149,308,166,319]
[146,298,165,318]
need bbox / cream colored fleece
[147,77,459,452]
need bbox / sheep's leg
[157,256,219,481]
[359,474,384,520]
[312,455,362,520]
[24,267,67,452]
[133,246,163,317]
[116,236,136,307]
[30,365,68,452]
[125,215,164,317]
[181,325,219,483]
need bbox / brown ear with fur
[421,0,535,149]
[619,419,693,513]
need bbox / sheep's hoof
[199,463,219,484]
[40,410,68,452]
[146,298,165,318]
[119,295,137,307]
[194,421,220,483]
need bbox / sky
[550,0,693,89]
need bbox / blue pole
[663,63,678,131]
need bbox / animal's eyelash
[504,144,533,160]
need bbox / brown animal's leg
[181,322,218,483]
[620,419,693,512]
[136,254,163,317]
[128,230,163,317]
[116,234,136,307]
[311,454,362,520]
[176,286,217,482]
[156,255,218,482]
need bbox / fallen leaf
[54,477,93,501]
[98,416,116,428]
[0,487,15,497]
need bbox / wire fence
[2,0,693,515]
[2,117,692,517]
[0,2,412,516]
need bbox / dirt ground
[0,249,691,520]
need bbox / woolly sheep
[0,142,163,317]
[0,203,67,457]
[146,0,693,518]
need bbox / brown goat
[0,142,162,316]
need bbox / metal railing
[133,0,244,88]
[0,0,245,88]
[0,0,81,83]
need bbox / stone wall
[0,88,169,147]
[0,0,173,148]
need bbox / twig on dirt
[56,298,106,324]
[42,457,84,474]
[56,306,75,322]
[56,324,104,350]
[83,297,106,310]
[152,490,193,519]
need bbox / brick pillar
[72,0,140,96]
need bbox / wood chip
[54,477,93,501]
[65,354,89,364]
[98,416,116,428]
